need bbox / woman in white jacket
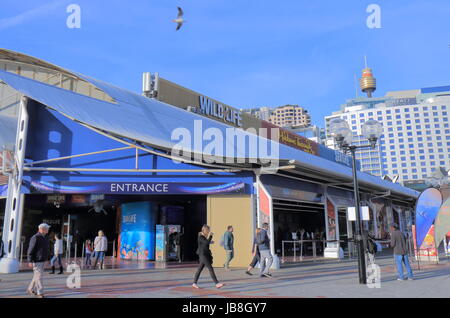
[93,230,108,270]
[50,233,64,274]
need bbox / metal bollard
[293,241,296,262]
[20,241,24,264]
[313,241,316,261]
[74,243,77,262]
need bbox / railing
[281,239,334,263]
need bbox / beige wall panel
[207,195,254,268]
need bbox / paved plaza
[0,254,449,298]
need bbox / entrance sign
[31,181,248,195]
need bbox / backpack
[367,238,378,254]
[219,233,225,247]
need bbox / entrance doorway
[21,194,206,263]
[273,198,325,256]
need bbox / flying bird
[173,6,185,31]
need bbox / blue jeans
[50,254,62,267]
[93,251,105,269]
[395,254,413,280]
[85,253,92,266]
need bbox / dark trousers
[193,259,219,284]
[249,252,260,268]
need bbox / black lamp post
[329,118,383,285]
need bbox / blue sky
[1,0,450,126]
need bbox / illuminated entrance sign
[199,96,242,127]
[30,181,249,195]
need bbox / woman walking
[192,225,224,289]
[93,230,108,270]
[245,228,261,276]
[50,233,64,275]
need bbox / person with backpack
[256,223,273,278]
[390,224,414,281]
[221,225,234,270]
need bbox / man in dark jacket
[256,223,273,278]
[27,223,50,297]
[223,226,234,270]
[390,224,413,281]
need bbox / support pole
[0,97,29,274]
[351,148,367,284]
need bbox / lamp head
[362,119,383,148]
[329,118,352,149]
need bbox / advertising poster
[413,225,438,261]
[415,188,442,248]
[326,199,337,242]
[434,197,450,248]
[155,225,165,262]
[258,184,271,227]
[120,202,156,261]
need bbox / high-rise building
[243,105,311,128]
[325,86,450,188]
[242,106,272,121]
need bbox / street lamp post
[330,118,383,285]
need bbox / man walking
[27,223,50,298]
[256,223,273,278]
[222,226,234,270]
[390,224,413,281]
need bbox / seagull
[173,6,185,31]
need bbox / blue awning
[0,69,419,199]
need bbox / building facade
[0,49,418,274]
[325,87,450,187]
[243,105,311,129]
